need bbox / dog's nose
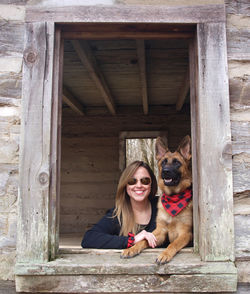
[162,167,173,178]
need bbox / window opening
[126,138,158,178]
[59,36,191,250]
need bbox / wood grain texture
[17,22,55,263]
[26,4,226,23]
[196,22,234,262]
[189,37,199,253]
[15,251,237,292]
[49,25,63,260]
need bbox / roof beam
[176,69,190,111]
[71,40,116,115]
[63,86,85,116]
[136,40,148,115]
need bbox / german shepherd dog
[121,135,192,264]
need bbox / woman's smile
[126,167,151,202]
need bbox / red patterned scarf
[161,187,192,217]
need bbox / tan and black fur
[121,135,192,264]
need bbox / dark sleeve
[81,209,129,249]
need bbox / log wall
[226,0,250,279]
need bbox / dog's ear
[155,136,168,160]
[178,135,191,160]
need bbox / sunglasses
[127,177,151,186]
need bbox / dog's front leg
[121,223,168,259]
[120,239,148,258]
[156,231,192,264]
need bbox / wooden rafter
[176,69,190,111]
[136,40,148,115]
[71,40,116,115]
[63,86,85,116]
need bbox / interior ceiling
[63,38,190,116]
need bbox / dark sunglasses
[127,177,151,186]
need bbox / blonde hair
[113,161,157,236]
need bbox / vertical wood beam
[49,25,63,260]
[18,22,56,262]
[71,40,116,115]
[136,40,148,115]
[189,37,199,254]
[196,22,234,262]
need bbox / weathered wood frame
[16,4,236,293]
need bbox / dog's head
[155,135,192,195]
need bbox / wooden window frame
[16,4,237,293]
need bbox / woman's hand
[134,230,157,248]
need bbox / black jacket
[81,197,159,249]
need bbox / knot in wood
[25,51,37,64]
[39,172,49,185]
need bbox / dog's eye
[161,159,168,167]
[172,158,181,168]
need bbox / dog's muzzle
[161,168,181,186]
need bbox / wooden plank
[15,251,237,276]
[232,154,250,194]
[0,21,24,55]
[62,31,194,40]
[63,86,85,116]
[16,273,237,293]
[61,23,195,39]
[234,215,250,259]
[71,40,116,115]
[136,40,148,115]
[189,37,199,253]
[26,4,226,23]
[49,25,63,260]
[18,22,55,262]
[236,261,250,283]
[176,68,190,111]
[231,121,250,155]
[196,22,234,262]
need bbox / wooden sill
[15,249,237,293]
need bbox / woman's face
[126,166,151,203]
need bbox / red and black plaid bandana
[161,187,192,217]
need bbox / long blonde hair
[113,161,157,236]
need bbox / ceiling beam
[71,40,116,115]
[136,40,148,115]
[176,69,190,111]
[63,86,85,116]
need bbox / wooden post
[17,22,59,263]
[196,22,234,262]
[189,37,199,254]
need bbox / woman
[81,161,159,249]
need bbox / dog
[121,135,192,264]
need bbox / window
[16,3,237,293]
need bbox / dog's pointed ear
[155,136,168,160]
[178,135,191,160]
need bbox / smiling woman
[81,160,160,249]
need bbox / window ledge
[15,250,237,293]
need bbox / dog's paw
[120,247,140,259]
[155,252,173,265]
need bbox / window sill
[16,249,237,293]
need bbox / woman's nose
[135,179,142,187]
